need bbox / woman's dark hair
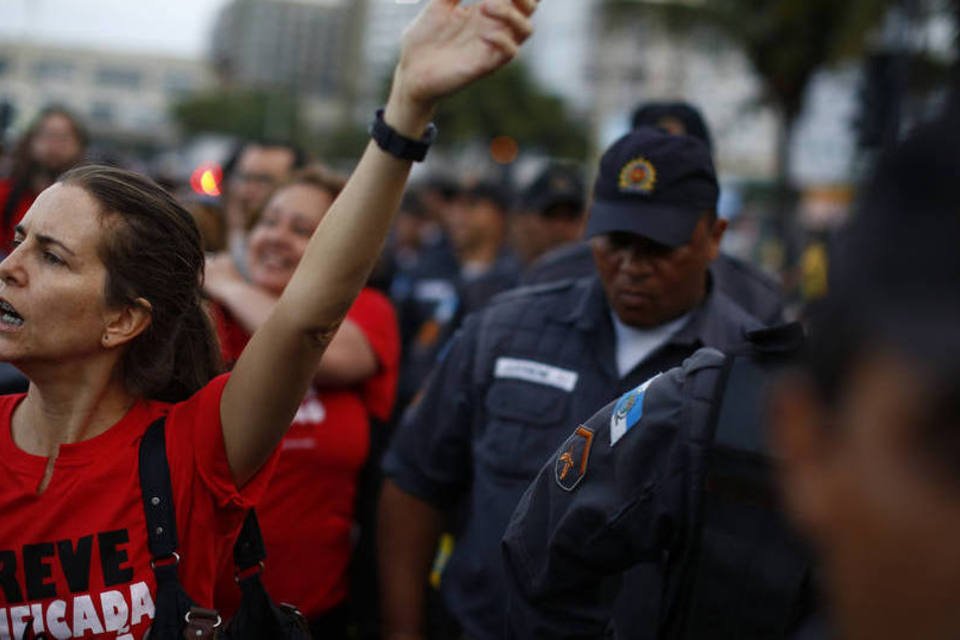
[285,163,348,200]
[59,164,222,403]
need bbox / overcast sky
[0,0,231,58]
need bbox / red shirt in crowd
[212,287,400,620]
[0,374,277,640]
[0,179,38,253]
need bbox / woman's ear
[101,297,153,348]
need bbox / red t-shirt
[0,374,278,639]
[0,179,37,253]
[212,288,400,619]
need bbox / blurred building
[210,0,367,128]
[0,40,211,144]
[361,0,423,108]
[585,8,781,179]
[522,0,596,113]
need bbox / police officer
[501,113,960,640]
[522,101,785,326]
[502,326,813,639]
[378,128,762,640]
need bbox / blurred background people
[512,162,587,272]
[378,128,762,640]
[772,113,960,640]
[221,138,307,272]
[392,178,521,411]
[447,180,521,315]
[0,105,88,254]
[205,165,400,639]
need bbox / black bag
[138,417,312,640]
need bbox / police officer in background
[511,163,588,268]
[378,128,763,640]
[523,101,785,326]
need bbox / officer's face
[591,214,724,328]
[772,353,960,640]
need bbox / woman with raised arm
[0,1,536,638]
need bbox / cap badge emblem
[619,157,657,194]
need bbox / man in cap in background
[378,128,762,640]
[524,101,785,325]
[511,163,588,268]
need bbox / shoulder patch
[610,374,660,446]
[555,425,594,492]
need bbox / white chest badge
[610,374,660,446]
[493,357,579,392]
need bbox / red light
[190,163,222,197]
[489,136,519,165]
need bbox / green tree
[605,0,895,212]
[171,89,304,141]
[432,62,590,160]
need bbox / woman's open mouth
[0,299,24,328]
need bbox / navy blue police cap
[521,163,586,215]
[586,127,719,247]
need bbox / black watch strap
[369,109,437,162]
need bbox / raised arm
[220,0,538,485]
[204,256,379,386]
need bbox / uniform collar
[560,276,610,332]
[561,273,753,349]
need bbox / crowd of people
[0,1,958,639]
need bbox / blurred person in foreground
[205,166,400,638]
[0,105,87,253]
[523,101,785,325]
[770,114,960,640]
[378,127,761,640]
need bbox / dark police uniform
[521,242,786,326]
[383,276,762,640]
[502,331,813,639]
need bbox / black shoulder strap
[138,417,267,568]
[138,417,196,639]
[234,510,267,571]
[139,417,180,559]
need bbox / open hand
[387,0,538,133]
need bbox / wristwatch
[369,109,438,162]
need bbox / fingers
[481,0,535,43]
[481,29,521,60]
[512,0,539,17]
